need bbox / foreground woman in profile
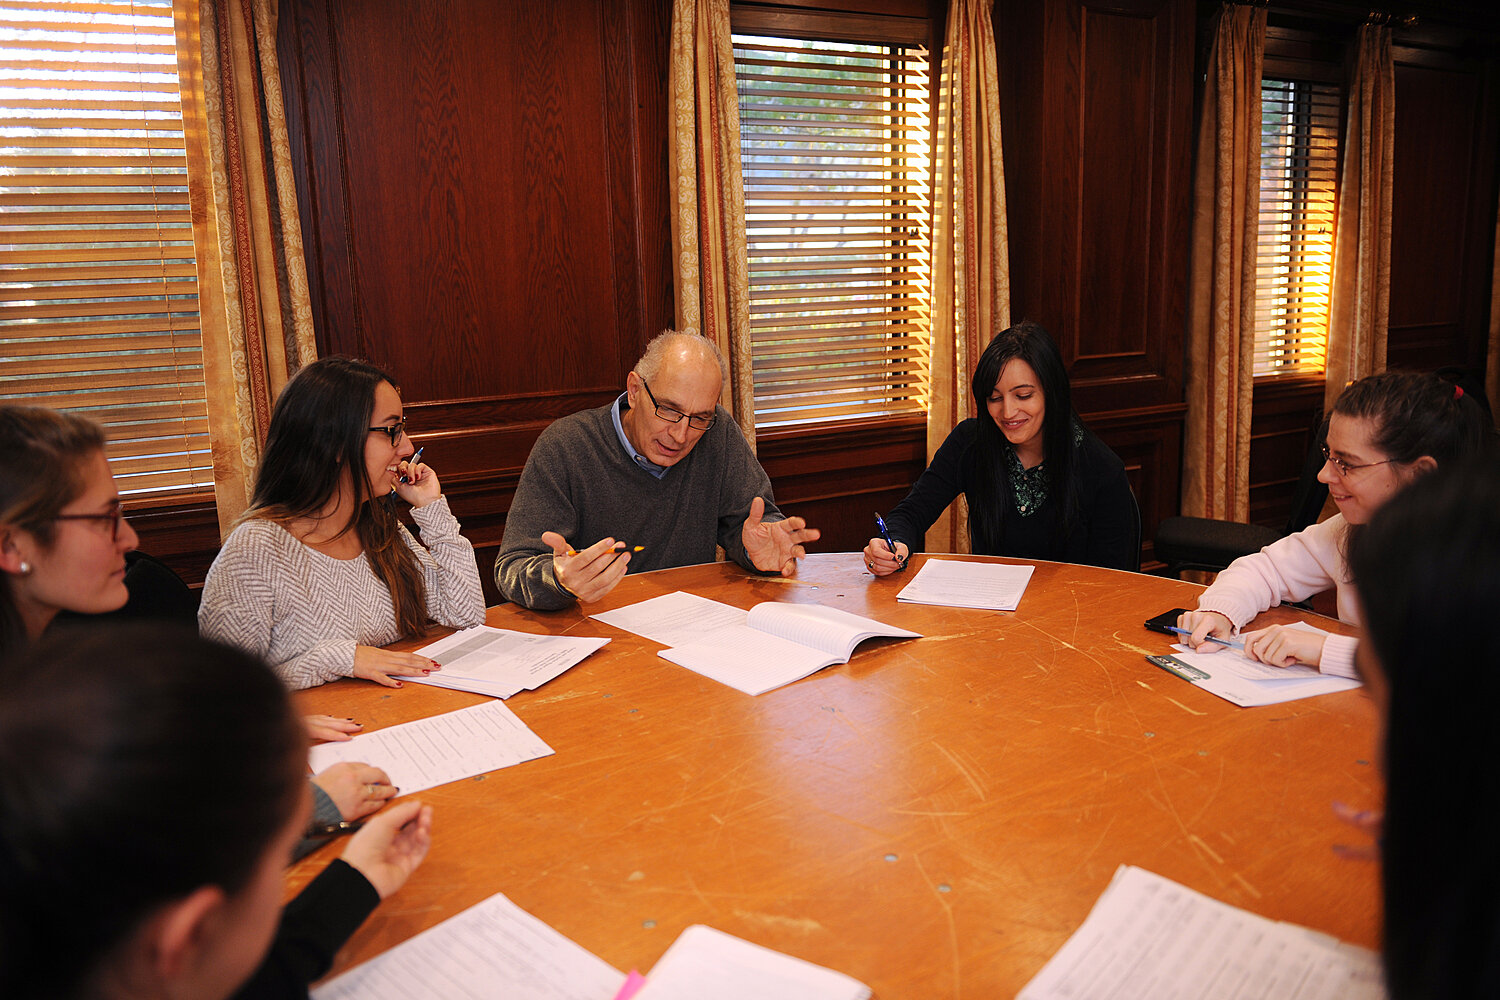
[1348,462,1500,998]
[0,626,433,1000]
[200,357,485,691]
[865,321,1137,573]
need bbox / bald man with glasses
[495,330,821,610]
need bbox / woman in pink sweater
[1178,372,1493,676]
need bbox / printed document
[896,559,1036,611]
[1018,865,1384,1000]
[632,924,870,1000]
[408,625,610,698]
[658,601,920,696]
[308,700,553,794]
[590,590,748,647]
[312,892,625,1000]
[1157,623,1361,707]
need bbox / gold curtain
[668,0,756,444]
[926,0,1010,555]
[175,0,317,534]
[1183,3,1264,523]
[1323,23,1394,410]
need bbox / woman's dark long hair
[0,407,106,655]
[0,625,306,999]
[1349,462,1500,999]
[243,357,428,638]
[967,322,1080,551]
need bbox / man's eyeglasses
[368,420,407,445]
[640,378,716,431]
[53,499,128,542]
[1320,444,1395,478]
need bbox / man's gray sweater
[494,400,783,610]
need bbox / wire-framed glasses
[640,378,716,431]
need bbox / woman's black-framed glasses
[1320,444,1395,477]
[53,499,127,542]
[640,378,716,431]
[368,420,407,445]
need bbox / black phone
[1144,608,1191,636]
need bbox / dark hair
[0,406,107,654]
[967,321,1081,550]
[1332,370,1493,468]
[244,357,428,638]
[0,625,306,999]
[1348,462,1500,998]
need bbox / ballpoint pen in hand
[1165,625,1244,650]
[874,512,907,570]
[399,446,424,484]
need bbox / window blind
[733,34,931,426]
[0,0,210,495]
[1255,78,1339,377]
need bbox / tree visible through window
[733,33,931,426]
[1255,78,1339,377]
[0,0,209,495]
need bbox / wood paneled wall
[127,0,1497,587]
[996,0,1194,563]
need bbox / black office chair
[1154,416,1328,578]
[54,550,200,627]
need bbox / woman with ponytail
[1179,370,1494,676]
[200,357,485,690]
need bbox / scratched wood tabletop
[289,553,1381,998]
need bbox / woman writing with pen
[864,322,1138,574]
[199,357,486,691]
[1177,371,1493,675]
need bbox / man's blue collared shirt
[610,392,669,480]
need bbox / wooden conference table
[290,553,1381,997]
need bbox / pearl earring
[18,561,30,575]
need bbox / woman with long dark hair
[864,321,1137,573]
[0,625,433,1000]
[200,357,485,690]
[1178,371,1493,676]
[1347,462,1500,998]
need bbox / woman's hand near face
[391,455,441,508]
[352,645,439,688]
[340,799,433,900]
[1177,609,1236,652]
[862,537,908,576]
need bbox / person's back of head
[1349,460,1500,999]
[0,624,305,999]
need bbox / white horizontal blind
[0,0,210,494]
[1255,78,1339,377]
[734,34,931,426]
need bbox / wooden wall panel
[279,0,675,561]
[1387,51,1499,374]
[998,0,1193,414]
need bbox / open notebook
[656,601,920,696]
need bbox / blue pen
[874,512,907,570]
[1165,625,1244,650]
[399,446,424,484]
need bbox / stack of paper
[895,559,1036,611]
[1019,865,1384,1000]
[595,591,919,696]
[312,895,871,1000]
[308,700,553,795]
[409,625,610,699]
